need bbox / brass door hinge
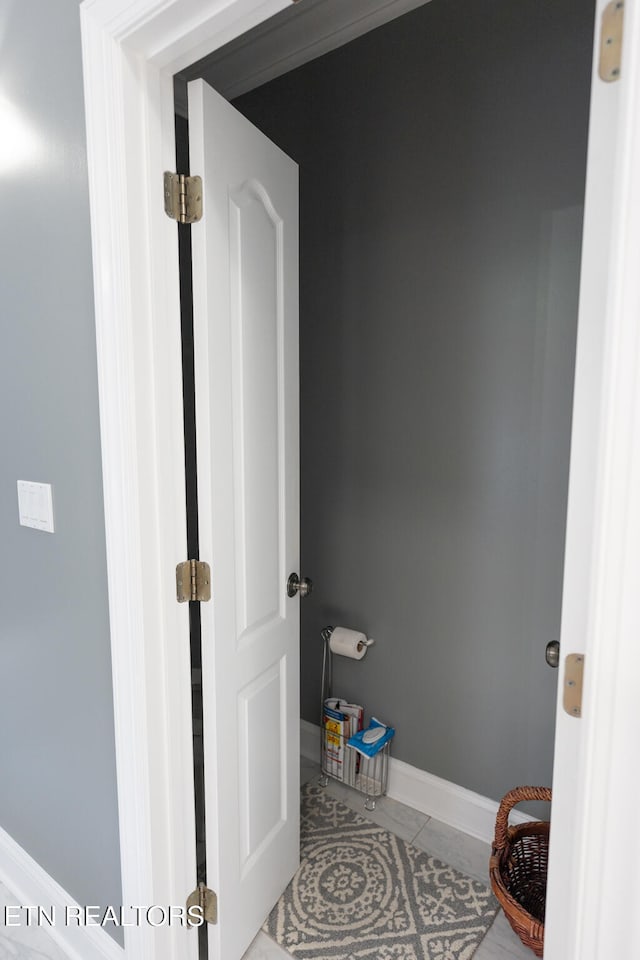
[563,654,585,717]
[164,172,203,223]
[176,560,211,603]
[186,882,217,926]
[599,0,624,82]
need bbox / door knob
[545,640,560,668]
[287,573,313,598]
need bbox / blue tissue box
[347,717,395,757]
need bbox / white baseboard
[300,719,532,845]
[300,717,323,764]
[0,825,124,960]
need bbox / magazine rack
[318,626,390,810]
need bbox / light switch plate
[17,480,55,533]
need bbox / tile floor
[0,758,533,960]
[241,757,533,960]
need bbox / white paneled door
[189,78,300,960]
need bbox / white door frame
[543,0,640,956]
[80,3,291,958]
[79,1,640,958]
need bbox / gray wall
[0,0,122,920]
[235,0,593,802]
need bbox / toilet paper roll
[329,627,370,660]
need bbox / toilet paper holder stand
[318,625,389,810]
[320,625,373,703]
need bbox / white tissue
[329,627,371,660]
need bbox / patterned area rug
[264,782,497,960]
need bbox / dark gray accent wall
[235,0,593,802]
[0,0,122,920]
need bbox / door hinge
[186,882,218,927]
[176,560,211,603]
[599,0,624,82]
[563,653,585,717]
[164,171,203,223]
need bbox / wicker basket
[489,786,552,957]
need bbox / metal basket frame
[318,626,390,810]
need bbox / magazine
[323,699,364,785]
[322,703,347,780]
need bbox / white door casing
[543,0,621,951]
[189,79,300,960]
[79,2,640,959]
[545,1,640,957]
[80,2,291,959]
